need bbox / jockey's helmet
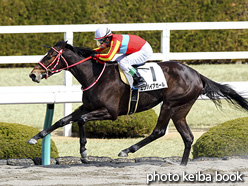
[94,27,112,46]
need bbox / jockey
[92,27,153,89]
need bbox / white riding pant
[115,42,153,73]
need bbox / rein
[82,62,106,91]
[39,47,106,91]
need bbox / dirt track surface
[0,158,247,186]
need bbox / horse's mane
[58,40,116,64]
[65,42,96,58]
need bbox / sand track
[0,157,247,186]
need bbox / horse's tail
[200,74,248,111]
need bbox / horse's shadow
[29,156,181,169]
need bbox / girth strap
[127,88,139,115]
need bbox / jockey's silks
[94,34,147,61]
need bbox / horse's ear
[62,40,68,49]
[42,45,51,48]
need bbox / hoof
[180,162,187,166]
[118,151,128,157]
[81,150,88,158]
[27,138,37,145]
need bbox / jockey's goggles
[96,39,105,46]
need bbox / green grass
[52,131,205,159]
[190,64,248,82]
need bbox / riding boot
[132,71,146,89]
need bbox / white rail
[1,22,248,136]
[0,85,82,104]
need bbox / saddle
[118,62,167,115]
[118,62,167,92]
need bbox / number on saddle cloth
[118,63,168,92]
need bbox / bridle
[38,47,106,91]
[39,47,89,79]
[38,47,67,79]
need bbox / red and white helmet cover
[94,27,112,40]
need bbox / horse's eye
[46,56,52,60]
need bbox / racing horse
[28,40,248,165]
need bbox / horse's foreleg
[78,119,88,158]
[79,107,114,122]
[118,103,171,157]
[77,107,114,158]
[27,105,86,145]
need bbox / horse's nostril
[29,73,36,81]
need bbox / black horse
[28,40,248,165]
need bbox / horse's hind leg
[118,103,171,157]
[171,104,194,166]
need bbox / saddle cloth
[119,62,167,92]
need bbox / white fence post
[63,31,74,136]
[160,24,170,134]
[161,23,170,61]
